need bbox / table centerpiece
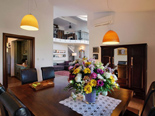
[65,57,119,104]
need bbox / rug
[55,71,70,76]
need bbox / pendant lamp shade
[20,14,39,31]
[102,30,119,44]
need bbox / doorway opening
[3,33,35,88]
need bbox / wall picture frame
[93,54,98,59]
[93,47,99,53]
[117,48,127,55]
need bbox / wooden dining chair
[41,67,55,80]
[124,81,155,116]
[21,68,38,84]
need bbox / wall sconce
[80,46,84,50]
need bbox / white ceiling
[50,0,155,18]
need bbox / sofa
[53,61,71,71]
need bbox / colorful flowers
[75,73,82,82]
[65,58,119,100]
[84,84,92,94]
[73,68,80,74]
[91,72,97,79]
[97,80,104,87]
[97,69,104,74]
[83,68,91,74]
[89,79,97,87]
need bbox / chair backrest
[21,68,38,84]
[0,83,6,94]
[141,81,155,116]
[0,91,31,116]
[41,67,55,80]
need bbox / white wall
[74,45,89,59]
[88,11,155,91]
[53,43,68,63]
[0,0,53,82]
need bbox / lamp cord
[28,0,37,14]
[107,0,114,30]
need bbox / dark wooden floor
[8,76,21,88]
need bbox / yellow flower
[85,62,91,66]
[83,68,91,74]
[89,79,97,87]
[83,57,88,60]
[84,84,92,94]
[110,76,115,84]
[115,83,119,89]
[73,68,80,74]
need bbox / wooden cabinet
[101,44,147,99]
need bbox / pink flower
[68,66,73,70]
[91,72,97,79]
[97,80,104,87]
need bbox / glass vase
[85,90,96,104]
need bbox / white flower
[75,73,82,82]
[112,74,118,81]
[103,78,106,82]
[104,72,111,79]
[78,66,82,70]
[97,74,104,80]
[71,92,77,100]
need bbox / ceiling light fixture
[102,0,119,44]
[69,23,72,29]
[20,0,39,31]
[102,30,119,44]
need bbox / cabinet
[101,44,147,99]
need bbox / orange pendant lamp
[102,30,119,44]
[20,14,39,31]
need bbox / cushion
[64,61,70,65]
[57,63,65,65]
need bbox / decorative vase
[85,90,96,104]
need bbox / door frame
[3,33,35,88]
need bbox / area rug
[55,71,70,76]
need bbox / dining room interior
[0,0,155,116]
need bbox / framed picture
[93,54,98,59]
[93,47,99,53]
[117,48,127,55]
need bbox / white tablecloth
[59,94,121,116]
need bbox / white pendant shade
[20,14,39,31]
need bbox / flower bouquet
[65,58,119,103]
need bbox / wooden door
[101,47,113,67]
[129,44,147,99]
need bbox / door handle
[109,57,111,64]
[112,57,114,65]
[131,57,133,66]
